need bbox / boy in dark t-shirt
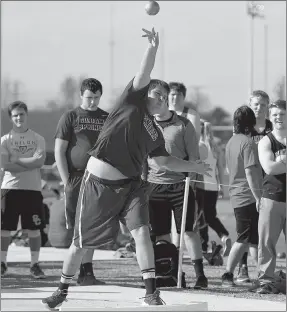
[54,78,108,286]
[42,28,211,309]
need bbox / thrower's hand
[142,27,159,48]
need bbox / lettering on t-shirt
[10,137,36,155]
[143,114,158,141]
[75,117,106,132]
[252,134,265,145]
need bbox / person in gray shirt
[146,97,208,290]
[222,105,263,287]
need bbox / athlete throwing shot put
[42,27,211,310]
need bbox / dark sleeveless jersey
[251,119,272,144]
[251,119,273,177]
[262,132,286,203]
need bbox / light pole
[264,24,268,92]
[247,1,265,94]
[109,2,115,101]
[161,28,165,80]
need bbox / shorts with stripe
[148,182,196,236]
[64,171,84,229]
[73,170,150,249]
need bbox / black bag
[153,240,186,288]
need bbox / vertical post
[247,1,265,95]
[264,24,268,92]
[281,76,286,100]
[161,28,165,80]
[250,15,254,94]
[109,2,115,101]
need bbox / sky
[1,1,286,115]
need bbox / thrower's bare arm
[133,27,159,90]
[153,155,211,177]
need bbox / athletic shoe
[41,289,68,310]
[141,290,165,305]
[77,263,105,286]
[221,272,236,287]
[125,241,136,253]
[1,262,7,277]
[203,243,224,266]
[80,272,106,286]
[236,265,250,283]
[256,283,280,294]
[248,280,261,292]
[222,236,232,257]
[77,272,84,285]
[194,275,208,289]
[30,263,46,279]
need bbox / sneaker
[222,236,232,257]
[256,283,280,294]
[236,265,250,283]
[30,263,46,279]
[79,272,106,286]
[41,289,68,310]
[248,280,261,292]
[125,241,136,253]
[76,272,84,285]
[194,275,208,290]
[222,272,236,287]
[1,262,7,277]
[76,264,85,285]
[141,290,165,305]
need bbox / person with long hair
[222,106,263,287]
[237,90,272,283]
[196,120,231,255]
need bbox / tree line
[2,74,285,155]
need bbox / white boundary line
[60,302,208,311]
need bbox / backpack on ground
[153,240,186,288]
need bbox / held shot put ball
[145,1,160,16]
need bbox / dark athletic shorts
[73,170,150,249]
[148,182,196,236]
[64,171,84,229]
[234,202,259,245]
[1,189,44,231]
